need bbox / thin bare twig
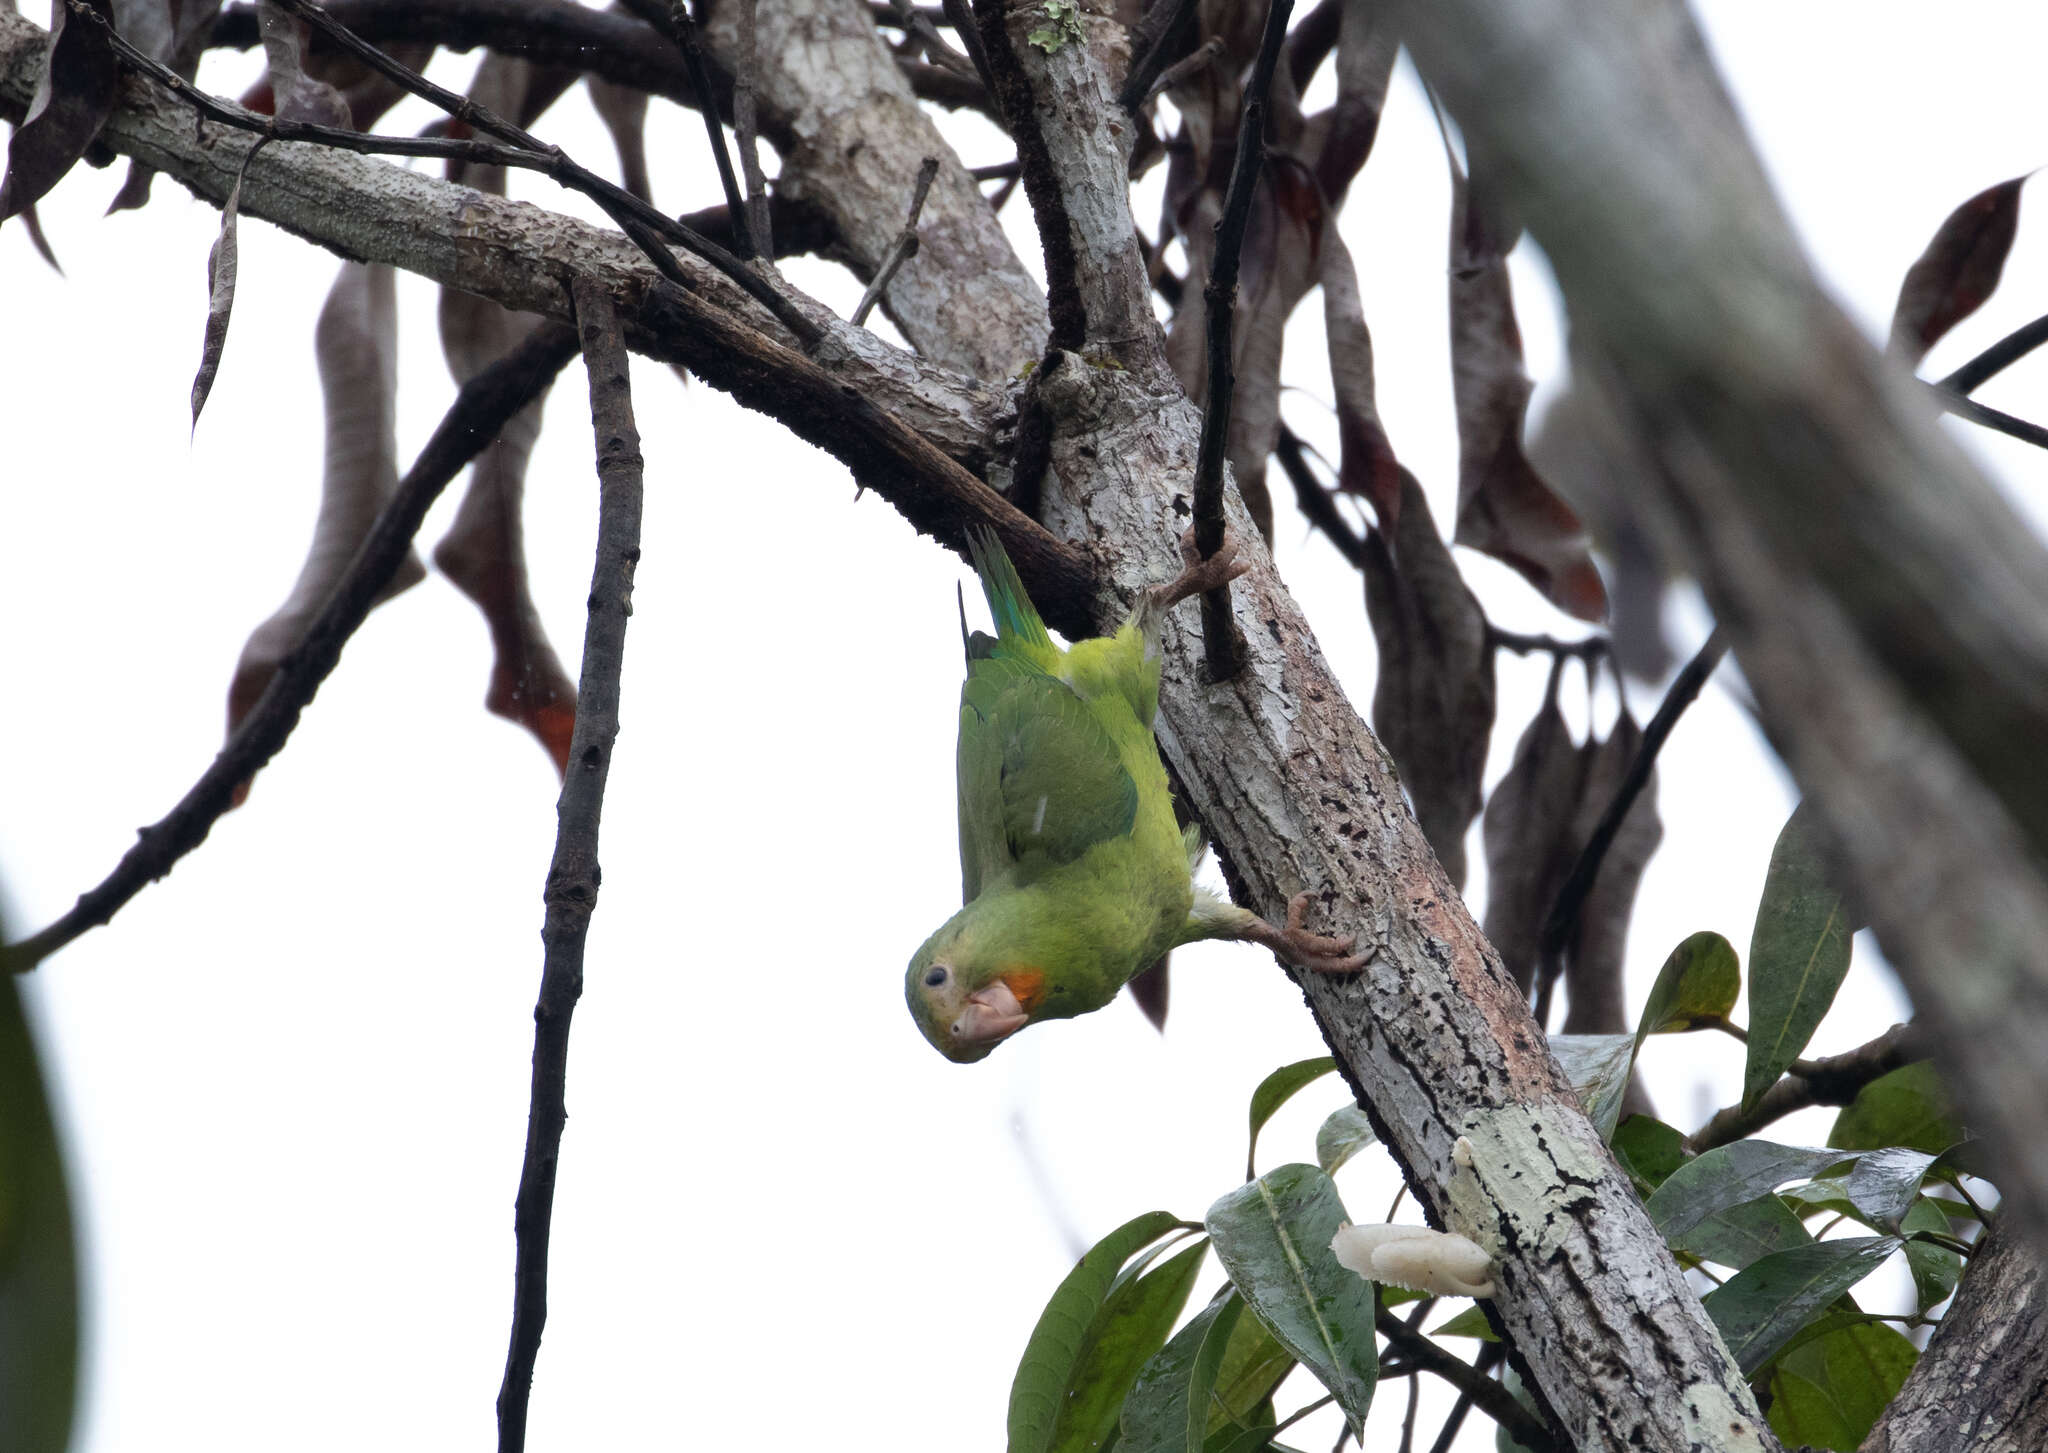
[1935,387,2048,453]
[1425,1343,1504,1453]
[936,0,998,103]
[1486,624,1607,662]
[259,0,817,339]
[1691,1022,1925,1152]
[645,0,752,257]
[3,324,580,974]
[496,278,645,1453]
[731,0,772,258]
[1117,0,1200,111]
[1375,1307,1559,1452]
[1191,0,1296,681]
[889,0,977,78]
[851,157,940,326]
[1937,311,2048,396]
[1276,425,1369,568]
[1538,629,1727,958]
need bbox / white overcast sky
[3,3,2045,1450]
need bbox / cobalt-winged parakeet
[907,529,1371,1062]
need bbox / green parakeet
[907,530,1370,1062]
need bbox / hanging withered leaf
[1889,175,2027,366]
[425,50,577,775]
[225,262,425,800]
[190,138,266,432]
[253,1,350,126]
[1321,225,1401,527]
[1445,143,1608,623]
[1310,0,1397,208]
[1560,695,1663,1037]
[1360,470,1494,889]
[0,0,118,223]
[586,71,653,203]
[1481,657,1587,996]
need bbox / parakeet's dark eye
[925,966,949,988]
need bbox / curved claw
[1150,527,1253,612]
[1269,892,1375,975]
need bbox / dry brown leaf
[1560,703,1662,1035]
[425,52,576,775]
[1361,470,1494,888]
[587,72,654,203]
[1446,146,1607,623]
[0,0,118,223]
[189,139,265,431]
[1321,224,1400,526]
[108,0,223,212]
[1890,175,2027,365]
[254,2,351,126]
[226,262,426,798]
[1312,0,1396,207]
[1480,660,1586,994]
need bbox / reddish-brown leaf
[1560,702,1662,1036]
[426,52,576,775]
[0,0,117,222]
[253,3,351,126]
[1480,661,1586,994]
[226,262,426,801]
[587,72,653,203]
[1890,175,2027,365]
[1361,471,1495,888]
[1311,0,1396,207]
[1321,226,1400,527]
[1446,149,1608,623]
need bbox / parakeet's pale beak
[952,981,1028,1047]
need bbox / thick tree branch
[3,324,580,972]
[1864,1223,2048,1453]
[496,279,642,1453]
[1690,1023,1924,1152]
[1396,0,2048,1261]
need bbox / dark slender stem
[1270,1393,1336,1438]
[1191,0,1294,682]
[647,0,753,257]
[732,0,772,258]
[495,278,645,1453]
[1486,624,1607,661]
[1538,628,1727,958]
[890,0,977,77]
[1424,1344,1502,1453]
[261,0,818,340]
[1935,388,2048,452]
[1375,1309,1559,1452]
[1937,312,2048,396]
[970,159,1020,182]
[1276,425,1368,568]
[1117,0,1200,111]
[1690,1022,1925,1151]
[851,157,939,326]
[937,0,999,103]
[3,324,580,974]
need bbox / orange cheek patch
[1000,968,1047,1012]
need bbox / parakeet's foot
[1245,892,1375,974]
[1148,527,1253,613]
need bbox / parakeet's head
[905,911,1046,1063]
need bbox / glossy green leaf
[1634,930,1740,1053]
[1246,1058,1338,1180]
[1744,804,1853,1110]
[1645,1141,1850,1241]
[1702,1237,1901,1374]
[1611,1115,1688,1194]
[1207,1165,1377,1435]
[1900,1200,1964,1310]
[1051,1240,1211,1453]
[1206,1300,1295,1439]
[1672,1193,1812,1271]
[1119,1291,1243,1453]
[1839,1148,1938,1232]
[1011,1211,1190,1453]
[1548,1032,1635,1139]
[0,972,79,1453]
[1764,1319,1917,1451]
[1315,1105,1377,1178]
[1430,1304,1496,1340]
[1827,1062,1962,1155]
[1202,1412,1279,1453]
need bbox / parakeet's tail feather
[1181,822,1207,874]
[966,527,1059,670]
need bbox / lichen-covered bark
[1395,0,2048,1261]
[704,0,1049,378]
[1864,1225,2048,1453]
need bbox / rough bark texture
[1395,0,2048,1261]
[1863,1225,2048,1453]
[704,0,1049,379]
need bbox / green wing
[957,658,1139,901]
